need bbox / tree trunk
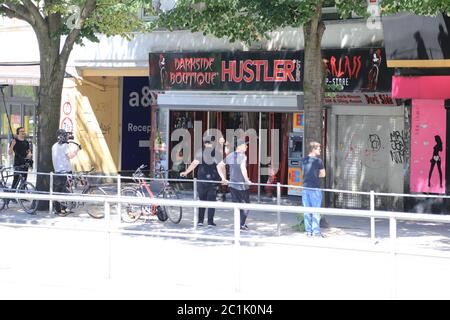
[303,3,326,147]
[35,34,66,210]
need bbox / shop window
[12,86,37,99]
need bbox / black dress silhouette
[428,135,443,188]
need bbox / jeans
[302,189,322,234]
[230,188,250,226]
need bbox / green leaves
[381,0,450,16]
[0,0,149,44]
[154,0,376,44]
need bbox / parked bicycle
[0,160,38,214]
[54,168,108,219]
[120,165,183,224]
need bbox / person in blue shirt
[301,141,326,237]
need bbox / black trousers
[53,172,70,212]
[12,165,28,190]
[230,188,250,226]
[197,182,217,224]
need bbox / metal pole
[257,112,262,203]
[233,206,241,292]
[370,190,375,242]
[117,174,121,220]
[389,215,397,250]
[193,178,198,229]
[49,172,54,215]
[277,182,281,236]
[105,201,112,280]
[0,85,13,139]
[389,214,397,299]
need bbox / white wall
[0,19,383,67]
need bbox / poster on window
[410,100,446,194]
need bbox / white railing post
[105,201,112,280]
[277,182,281,236]
[370,190,375,242]
[233,206,241,292]
[193,178,198,229]
[389,214,397,299]
[49,172,54,215]
[117,173,121,220]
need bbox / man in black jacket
[181,136,221,227]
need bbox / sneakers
[305,232,313,237]
[208,222,217,227]
[240,224,249,231]
[197,222,204,227]
[313,233,326,238]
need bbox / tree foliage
[155,0,368,45]
[381,0,450,16]
[0,1,149,43]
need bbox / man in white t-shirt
[51,129,80,214]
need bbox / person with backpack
[180,136,221,227]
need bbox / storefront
[383,12,450,212]
[149,48,399,202]
[323,48,402,210]
[392,76,449,195]
[149,51,304,197]
[0,73,38,168]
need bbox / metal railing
[1,185,450,296]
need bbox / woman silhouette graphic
[428,135,443,188]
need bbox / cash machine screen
[289,137,303,159]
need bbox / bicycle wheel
[120,187,143,223]
[0,198,5,211]
[17,182,38,214]
[162,186,182,224]
[84,186,107,219]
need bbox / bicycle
[0,161,38,214]
[120,165,183,224]
[54,168,108,219]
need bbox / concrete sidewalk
[1,192,450,299]
[1,190,449,253]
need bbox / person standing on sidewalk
[51,129,80,214]
[180,136,221,227]
[217,139,252,231]
[9,126,33,189]
[301,141,326,237]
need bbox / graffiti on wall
[389,130,406,164]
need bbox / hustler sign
[149,49,392,92]
[149,51,304,91]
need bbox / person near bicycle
[51,128,81,214]
[8,126,33,190]
[180,136,221,227]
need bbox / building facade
[1,12,406,207]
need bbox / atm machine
[288,112,304,196]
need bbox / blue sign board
[121,77,152,171]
